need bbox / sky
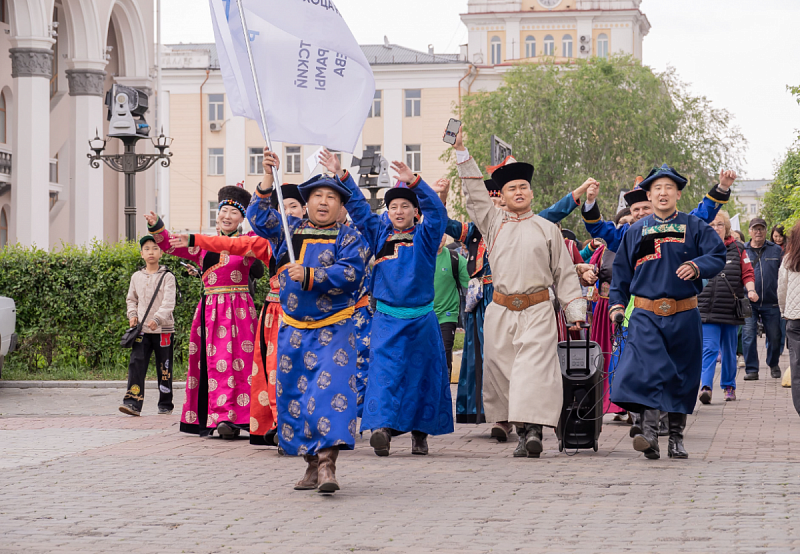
[162,0,800,179]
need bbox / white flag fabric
[209,0,375,154]
[731,213,741,232]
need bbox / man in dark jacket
[743,218,784,380]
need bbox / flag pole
[235,0,295,263]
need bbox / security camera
[105,84,151,138]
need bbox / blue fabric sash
[376,300,434,320]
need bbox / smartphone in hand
[443,118,461,145]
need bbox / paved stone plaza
[1,342,799,554]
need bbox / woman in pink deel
[144,185,259,439]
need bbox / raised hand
[144,211,158,227]
[262,147,280,175]
[454,126,465,151]
[391,160,415,184]
[586,182,600,204]
[319,148,344,177]
[169,234,190,249]
[432,178,451,194]
[718,169,737,191]
[574,178,598,200]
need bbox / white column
[225,111,246,186]
[66,64,106,245]
[383,88,403,167]
[10,42,53,248]
[505,18,520,61]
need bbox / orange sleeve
[192,234,273,263]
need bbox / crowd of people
[117,125,799,493]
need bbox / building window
[208,148,224,175]
[208,94,224,121]
[750,204,757,215]
[0,92,6,143]
[0,0,8,24]
[490,36,502,65]
[597,33,609,58]
[209,201,218,228]
[404,90,421,117]
[248,147,263,175]
[285,146,301,174]
[405,145,421,172]
[368,90,381,118]
[543,35,554,56]
[525,36,536,58]
[562,35,573,58]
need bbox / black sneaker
[119,405,141,417]
[699,387,712,405]
[770,366,781,379]
[743,372,759,381]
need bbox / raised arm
[538,178,594,224]
[409,173,448,255]
[689,182,732,224]
[145,212,203,264]
[339,171,383,253]
[454,128,498,235]
[184,233,273,263]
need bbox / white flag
[730,213,741,232]
[210,0,375,154]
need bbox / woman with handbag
[778,220,800,414]
[698,211,758,403]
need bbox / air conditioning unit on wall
[210,122,222,132]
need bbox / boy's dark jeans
[123,333,174,412]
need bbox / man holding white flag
[209,0,376,154]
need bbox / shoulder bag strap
[139,271,169,326]
[718,272,739,300]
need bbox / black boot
[369,428,392,457]
[632,409,660,459]
[658,411,669,436]
[667,412,689,459]
[411,431,429,455]
[629,412,642,438]
[513,425,529,457]
[524,424,543,458]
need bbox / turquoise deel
[434,248,469,325]
[609,211,726,414]
[445,191,581,423]
[246,190,366,455]
[341,172,453,435]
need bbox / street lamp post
[87,130,172,241]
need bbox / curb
[0,381,186,389]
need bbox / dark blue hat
[384,183,419,210]
[639,164,688,191]
[298,174,352,203]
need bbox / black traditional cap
[218,184,251,217]
[639,164,688,191]
[384,183,419,210]
[269,183,306,209]
[298,174,352,203]
[491,162,534,189]
[484,179,502,198]
[139,235,156,248]
[624,188,649,207]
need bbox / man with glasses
[743,218,784,380]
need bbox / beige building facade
[0,0,156,249]
[160,0,649,232]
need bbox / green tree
[444,55,747,235]
[759,85,800,229]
